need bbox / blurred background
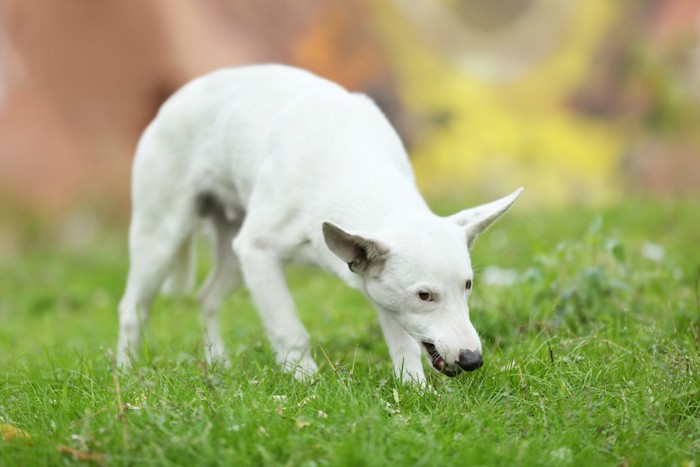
[0,0,698,222]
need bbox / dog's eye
[465,279,472,290]
[417,290,433,302]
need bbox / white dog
[117,64,522,384]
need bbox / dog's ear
[449,187,523,249]
[322,222,389,274]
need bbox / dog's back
[131,65,421,272]
[132,65,411,211]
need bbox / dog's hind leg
[117,206,195,367]
[160,236,196,296]
[198,214,243,366]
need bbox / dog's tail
[160,235,196,296]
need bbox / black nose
[457,349,483,372]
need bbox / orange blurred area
[0,0,698,216]
[0,0,400,214]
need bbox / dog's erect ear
[322,222,389,274]
[449,187,524,249]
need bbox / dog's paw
[399,375,436,393]
[282,355,318,382]
[204,342,231,369]
[115,349,135,369]
[394,367,433,390]
[205,352,232,370]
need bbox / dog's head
[323,188,523,377]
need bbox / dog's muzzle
[422,342,483,376]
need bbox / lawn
[1,198,699,465]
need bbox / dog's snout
[456,349,483,372]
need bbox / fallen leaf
[57,444,105,465]
[0,423,32,445]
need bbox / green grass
[1,199,699,465]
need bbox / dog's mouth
[422,342,459,377]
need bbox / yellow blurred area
[375,0,624,204]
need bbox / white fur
[117,64,522,384]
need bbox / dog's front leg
[377,310,426,385]
[234,238,318,380]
